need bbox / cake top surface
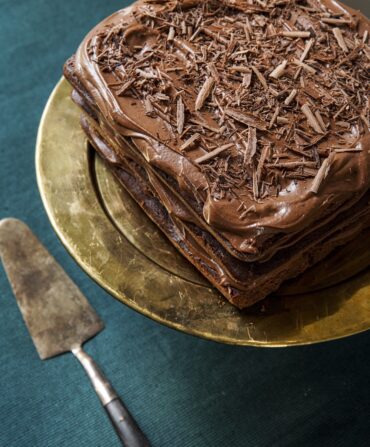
[73,0,370,254]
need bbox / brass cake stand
[35,78,370,347]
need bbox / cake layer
[67,0,370,261]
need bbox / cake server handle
[73,346,151,447]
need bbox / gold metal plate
[35,78,370,347]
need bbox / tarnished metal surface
[34,78,370,347]
[0,219,104,359]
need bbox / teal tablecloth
[1,1,369,446]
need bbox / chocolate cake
[64,0,370,308]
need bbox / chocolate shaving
[334,147,362,153]
[284,89,297,106]
[202,27,228,44]
[208,62,220,82]
[252,170,258,200]
[116,80,135,96]
[243,127,257,164]
[269,60,287,79]
[336,121,351,129]
[251,66,268,90]
[195,76,215,111]
[230,66,252,73]
[190,118,221,133]
[180,133,200,151]
[269,86,279,97]
[144,96,155,116]
[168,26,175,42]
[292,58,316,74]
[302,104,325,134]
[245,17,253,35]
[314,110,326,131]
[281,31,311,38]
[174,38,196,56]
[136,68,157,79]
[277,117,290,124]
[269,106,280,129]
[239,207,252,220]
[256,146,269,197]
[300,38,314,62]
[322,18,352,26]
[310,157,331,194]
[244,24,251,42]
[363,30,368,44]
[333,28,349,53]
[177,96,185,134]
[266,161,317,169]
[195,143,234,164]
[225,109,268,131]
[333,103,348,120]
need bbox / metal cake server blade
[0,218,103,359]
[0,218,150,447]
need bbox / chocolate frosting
[81,112,370,305]
[72,0,370,260]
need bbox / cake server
[0,218,150,447]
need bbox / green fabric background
[0,1,369,446]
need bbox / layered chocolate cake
[64,0,370,308]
